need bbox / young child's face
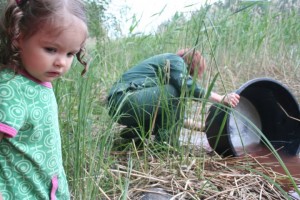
[17,14,87,82]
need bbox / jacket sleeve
[167,54,206,99]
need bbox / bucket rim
[227,77,300,156]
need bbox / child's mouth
[46,72,60,77]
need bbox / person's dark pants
[108,85,183,143]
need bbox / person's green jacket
[108,53,205,99]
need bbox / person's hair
[0,0,88,75]
[176,48,206,78]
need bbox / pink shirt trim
[51,176,58,200]
[0,123,17,138]
[18,69,52,88]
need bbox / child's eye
[67,52,75,57]
[44,47,56,53]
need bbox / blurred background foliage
[1,0,300,199]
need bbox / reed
[54,1,300,199]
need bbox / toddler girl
[0,0,88,199]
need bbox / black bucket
[205,78,300,157]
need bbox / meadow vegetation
[54,0,300,199]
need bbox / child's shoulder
[0,67,15,78]
[0,68,27,83]
[0,68,19,86]
[0,68,40,94]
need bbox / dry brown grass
[105,119,300,200]
[103,85,299,199]
[107,147,295,199]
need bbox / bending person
[107,49,240,144]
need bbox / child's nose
[54,56,67,68]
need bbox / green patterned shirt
[0,69,69,200]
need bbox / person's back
[108,53,187,99]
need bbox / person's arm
[184,92,240,131]
[183,118,204,131]
[209,91,240,107]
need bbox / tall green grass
[54,1,300,198]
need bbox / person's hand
[209,92,240,107]
[222,93,240,107]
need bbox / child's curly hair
[0,0,88,75]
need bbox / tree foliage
[85,0,110,38]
